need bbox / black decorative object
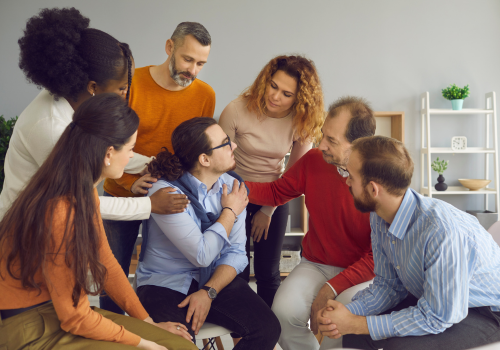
[435,175,448,191]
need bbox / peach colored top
[219,97,297,183]
[0,189,148,346]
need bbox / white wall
[1,0,500,211]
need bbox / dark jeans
[238,202,289,308]
[99,191,142,315]
[343,294,500,350]
[137,277,281,350]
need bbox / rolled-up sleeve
[214,208,248,274]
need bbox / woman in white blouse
[219,55,324,308]
[0,7,187,221]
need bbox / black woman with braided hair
[0,7,189,237]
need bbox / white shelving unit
[420,92,499,220]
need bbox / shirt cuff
[345,300,369,316]
[205,222,232,245]
[215,252,248,275]
[325,282,338,298]
[366,314,396,341]
[259,206,276,217]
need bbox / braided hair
[18,7,133,101]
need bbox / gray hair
[171,22,211,47]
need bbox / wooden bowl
[458,179,491,191]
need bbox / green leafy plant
[0,115,18,192]
[431,157,449,175]
[442,84,470,100]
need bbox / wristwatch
[201,286,218,300]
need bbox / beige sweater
[219,97,297,183]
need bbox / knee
[271,294,304,328]
[256,310,281,346]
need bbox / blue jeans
[99,191,142,315]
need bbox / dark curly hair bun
[147,148,185,181]
[18,7,133,101]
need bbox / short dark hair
[147,117,217,181]
[327,96,376,143]
[18,7,133,101]
[171,22,211,47]
[351,136,414,196]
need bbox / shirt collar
[388,188,417,240]
[186,172,223,196]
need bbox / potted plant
[431,157,449,191]
[441,84,470,110]
[0,115,18,192]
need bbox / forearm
[327,251,375,295]
[99,196,151,221]
[125,153,152,174]
[204,264,237,292]
[216,209,236,237]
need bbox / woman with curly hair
[0,8,186,224]
[219,55,324,308]
[0,93,196,350]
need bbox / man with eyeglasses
[245,96,377,350]
[135,117,281,349]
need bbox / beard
[322,150,348,167]
[213,159,237,175]
[169,53,197,87]
[349,186,377,213]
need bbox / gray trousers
[343,295,500,350]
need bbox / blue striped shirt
[345,188,500,340]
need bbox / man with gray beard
[100,22,216,314]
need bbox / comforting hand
[310,284,336,334]
[155,321,192,342]
[251,210,272,243]
[221,179,248,216]
[150,187,190,214]
[131,174,157,195]
[318,300,368,338]
[136,338,167,350]
[178,289,213,335]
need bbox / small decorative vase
[435,174,448,191]
[451,99,464,110]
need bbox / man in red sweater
[246,96,376,350]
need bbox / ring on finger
[176,325,181,330]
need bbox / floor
[88,277,284,350]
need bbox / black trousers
[343,295,500,350]
[238,202,289,308]
[137,277,280,350]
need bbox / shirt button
[392,240,395,244]
[396,266,400,269]
[406,287,409,290]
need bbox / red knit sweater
[246,148,374,294]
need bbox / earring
[107,162,111,166]
[93,93,95,97]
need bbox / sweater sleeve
[99,196,151,221]
[44,199,146,346]
[112,173,141,193]
[247,151,307,206]
[327,250,375,296]
[125,153,153,174]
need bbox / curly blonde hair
[241,55,324,143]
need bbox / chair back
[487,221,500,246]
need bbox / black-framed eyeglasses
[207,134,232,152]
[337,166,349,178]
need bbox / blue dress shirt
[345,188,500,340]
[136,172,248,295]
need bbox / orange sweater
[104,66,216,197]
[0,189,149,346]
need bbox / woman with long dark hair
[219,55,324,308]
[0,94,196,350]
[0,7,186,223]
